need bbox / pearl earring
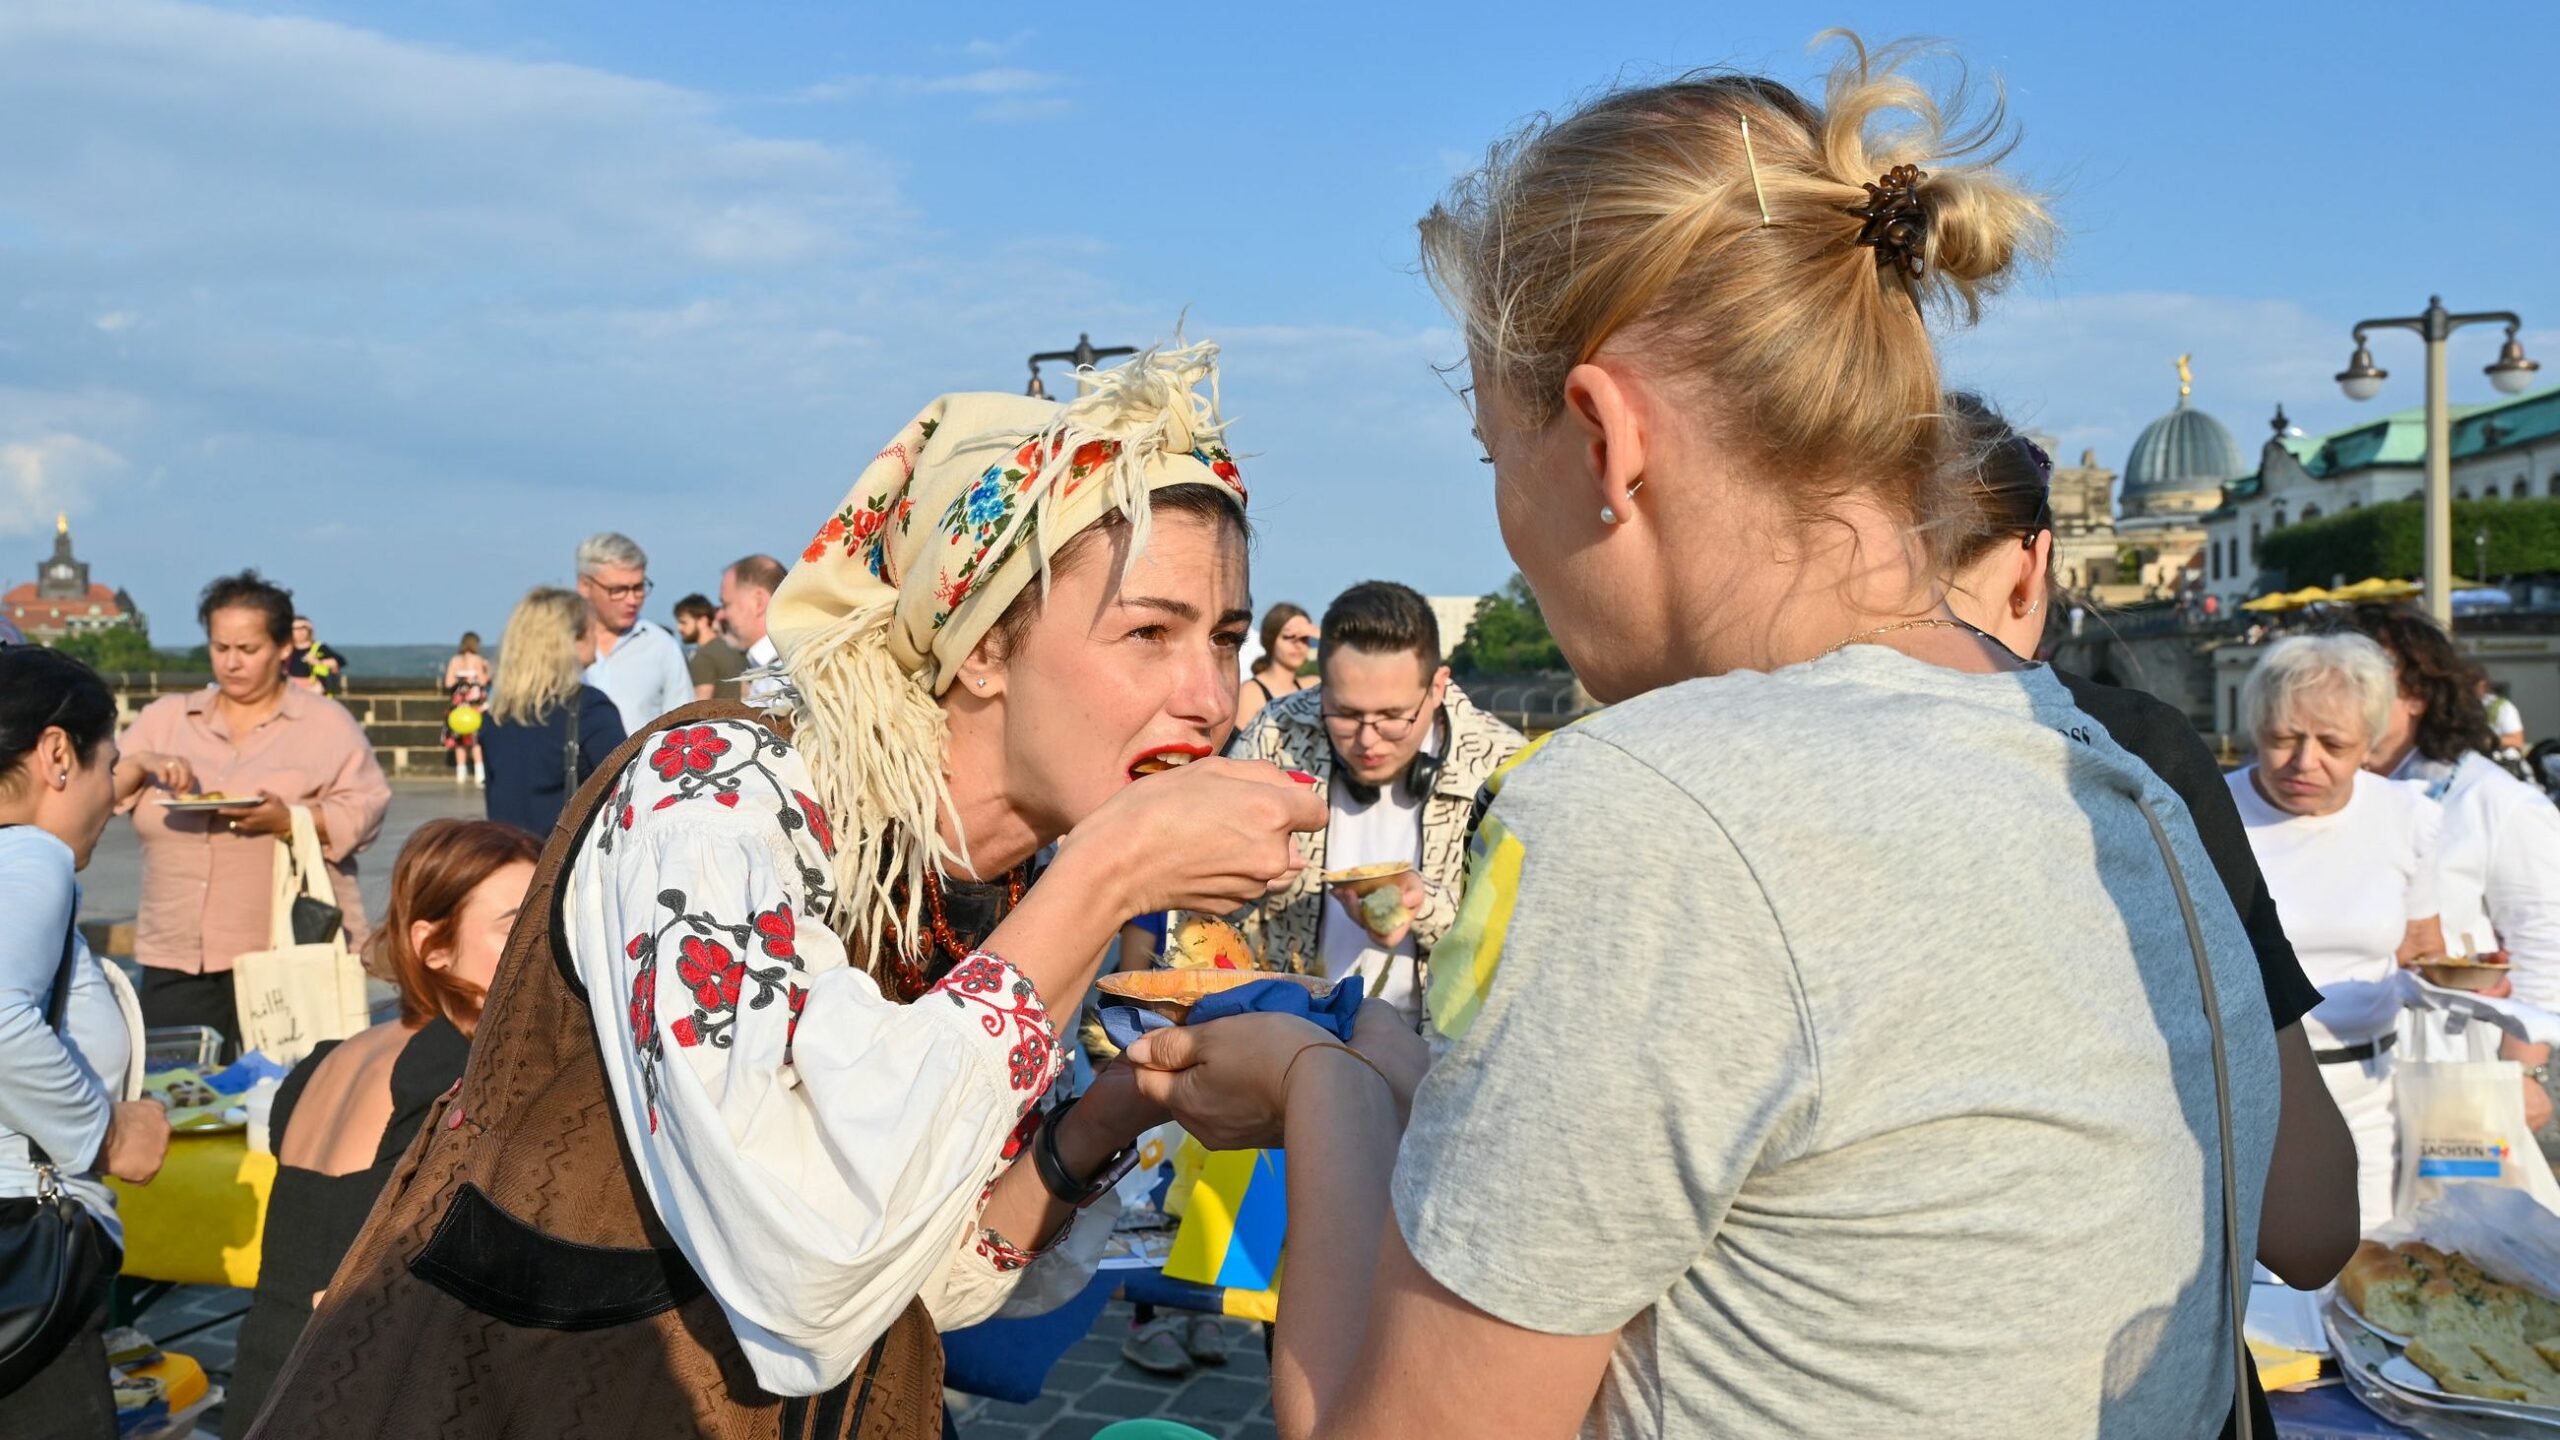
[1599,506,1620,525]
[973,678,987,689]
[56,771,69,785]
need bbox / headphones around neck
[1334,715,1445,807]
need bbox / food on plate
[2340,1241,2435,1334]
[2422,960,2514,992]
[2350,1238,2560,1406]
[163,793,249,805]
[2407,1335,2534,1403]
[1094,968,1326,1024]
[1166,914,1256,971]
[1322,860,1414,889]
[1358,885,1410,935]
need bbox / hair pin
[1739,119,1771,228]
[1852,163,1930,280]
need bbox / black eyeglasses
[1321,694,1432,743]
[587,576,656,602]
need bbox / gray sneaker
[1182,1315,1229,1366]
[1120,1315,1195,1377]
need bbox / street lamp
[1025,333,1136,399]
[2334,296,2538,627]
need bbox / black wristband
[1033,1096,1137,1209]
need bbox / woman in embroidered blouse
[258,343,1321,1431]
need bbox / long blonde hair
[487,587,587,725]
[1419,32,2053,565]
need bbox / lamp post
[2334,296,2539,628]
[1025,333,1136,399]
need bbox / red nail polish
[1285,771,1318,786]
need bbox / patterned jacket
[1231,681,1525,1007]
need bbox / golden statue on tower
[2177,353,2193,400]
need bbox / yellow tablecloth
[106,1132,273,1288]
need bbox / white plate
[156,796,254,812]
[2377,1353,2560,1427]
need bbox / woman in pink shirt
[119,571,390,1054]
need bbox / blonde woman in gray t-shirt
[1124,33,2357,1440]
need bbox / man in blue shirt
[576,532,693,734]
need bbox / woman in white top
[2351,606,2560,1126]
[2226,633,2444,1231]
[0,648,179,1435]
[1118,35,2354,1440]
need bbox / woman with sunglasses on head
[248,344,1323,1440]
[1238,602,1320,727]
[1943,393,2358,1435]
[1126,38,2332,1438]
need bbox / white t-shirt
[2490,694,2525,739]
[1317,731,1440,1023]
[2226,766,2441,1047]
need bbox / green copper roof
[2299,381,2558,478]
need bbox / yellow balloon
[446,705,484,736]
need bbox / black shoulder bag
[564,686,585,795]
[0,910,118,1395]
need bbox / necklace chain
[1819,616,1974,659]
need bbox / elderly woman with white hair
[2228,633,2446,1230]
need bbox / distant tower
[36,513,92,600]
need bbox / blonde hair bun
[1421,31,2054,559]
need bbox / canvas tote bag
[230,805,369,1063]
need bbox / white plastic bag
[2392,1059,2560,1219]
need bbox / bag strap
[2136,797,2254,1440]
[565,687,584,796]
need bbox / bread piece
[2341,1241,2428,1334]
[2407,1336,2533,1403]
[2465,1331,2560,1402]
[2519,1289,2560,1343]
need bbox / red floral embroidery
[803,514,848,564]
[783,983,808,1060]
[792,791,835,857]
[931,952,1059,1105]
[618,803,635,831]
[1001,1104,1041,1162]
[678,936,743,1010]
[650,726,732,781]
[626,945,664,1132]
[753,904,796,962]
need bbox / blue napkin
[1098,975,1365,1052]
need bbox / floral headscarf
[767,339,1246,965]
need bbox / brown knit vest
[244,703,942,1440]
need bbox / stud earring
[1600,506,1620,525]
[973,677,987,689]
[56,771,69,785]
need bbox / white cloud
[93,311,137,334]
[960,32,1036,60]
[793,66,1067,107]
[0,433,125,534]
[1942,290,2384,473]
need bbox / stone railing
[99,673,462,779]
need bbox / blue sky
[2,0,2551,642]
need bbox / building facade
[2201,382,2560,608]
[5,514,144,640]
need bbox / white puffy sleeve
[564,720,1072,1395]
[2487,780,2560,1009]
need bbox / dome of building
[2121,357,2246,517]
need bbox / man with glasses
[1232,580,1524,1025]
[576,531,693,733]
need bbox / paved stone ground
[145,1285,1273,1439]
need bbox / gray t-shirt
[1396,648,2278,1439]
